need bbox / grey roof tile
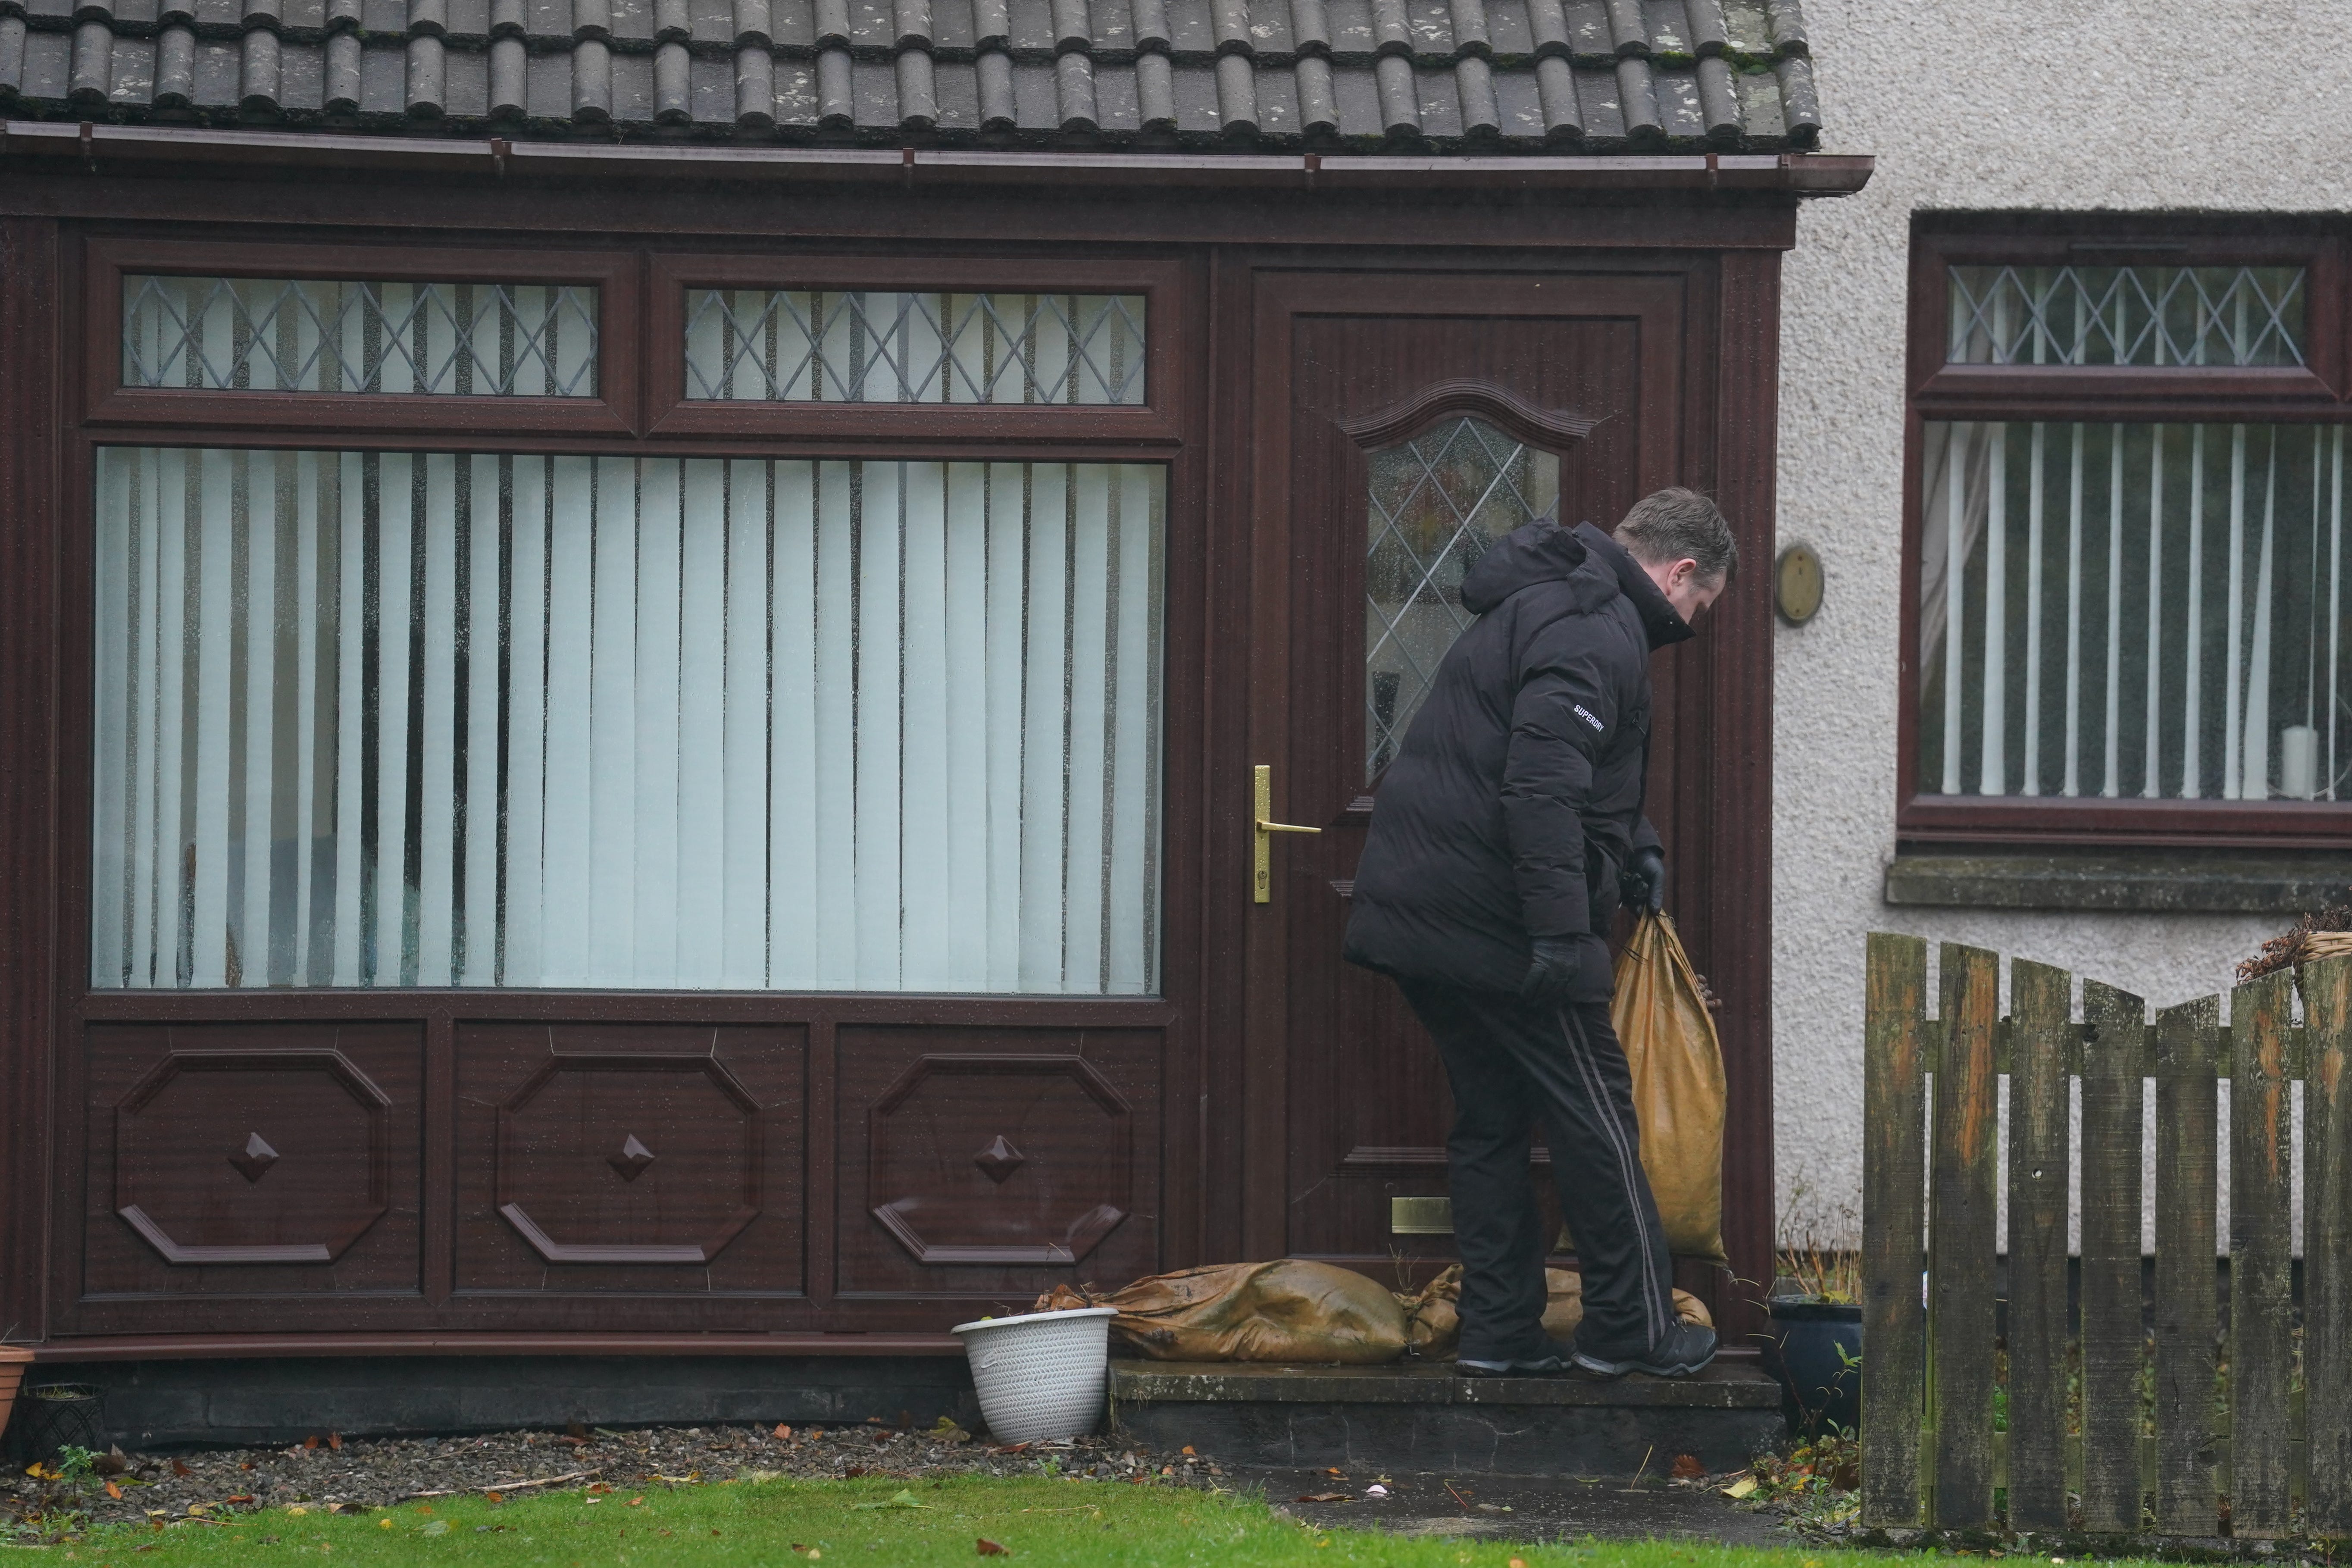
[0,0,1817,153]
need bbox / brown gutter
[32,1333,966,1361]
[0,120,1874,195]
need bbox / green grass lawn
[28,1473,2152,1568]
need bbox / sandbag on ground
[1097,1260,1411,1363]
[1401,1264,1711,1361]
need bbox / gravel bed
[4,1422,1222,1533]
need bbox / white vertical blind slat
[2061,423,2085,797]
[942,461,993,985]
[2102,427,2124,798]
[461,454,504,986]
[2142,427,2164,799]
[503,457,550,986]
[1020,463,1073,991]
[2020,423,2046,796]
[766,460,819,990]
[719,460,771,987]
[330,453,366,984]
[2332,429,2345,800]
[538,455,595,987]
[811,460,859,989]
[633,458,683,986]
[677,459,729,987]
[415,453,461,984]
[92,450,133,988]
[854,460,905,990]
[1063,466,1113,990]
[984,463,1029,991]
[2183,427,2207,799]
[1941,423,1967,796]
[2243,438,2277,799]
[898,460,954,991]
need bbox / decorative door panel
[836,1026,1160,1300]
[78,1022,422,1311]
[454,1023,806,1301]
[1250,271,1698,1279]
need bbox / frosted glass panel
[682,291,1145,404]
[1920,421,2346,801]
[1365,416,1559,780]
[122,276,599,396]
[90,448,1165,992]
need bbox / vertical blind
[122,276,600,397]
[682,291,1145,405]
[1920,422,2346,801]
[91,448,1166,993]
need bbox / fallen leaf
[1721,1476,1758,1499]
[627,1496,645,1507]
[304,1437,319,1451]
[1511,1559,1528,1568]
[1181,1446,1194,1456]
[852,1489,933,1511]
[586,1483,614,1495]
[173,1458,194,1477]
[775,1425,794,1440]
[977,1538,1010,1556]
[107,1480,124,1499]
[328,1433,343,1452]
[844,1466,869,1478]
[483,1493,504,1505]
[1294,1493,1348,1504]
[285,1506,309,1516]
[225,1494,254,1505]
[378,1519,394,1530]
[1670,1454,1705,1480]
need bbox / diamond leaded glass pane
[1366,416,1561,780]
[122,276,599,396]
[682,290,1145,404]
[1947,265,2306,366]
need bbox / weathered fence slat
[1930,943,2001,1528]
[2229,971,2296,1538]
[2306,956,2352,1537]
[1861,932,1928,1528]
[2004,958,2073,1532]
[2079,980,2149,1534]
[2151,995,2220,1537]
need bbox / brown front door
[1241,266,1744,1314]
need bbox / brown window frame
[644,252,1185,444]
[63,228,1200,1008]
[1899,219,2352,850]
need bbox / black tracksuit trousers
[1398,977,1676,1362]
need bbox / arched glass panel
[1364,415,1559,780]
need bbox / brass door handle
[1253,764,1322,903]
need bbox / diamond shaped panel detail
[972,1135,1026,1185]
[226,1131,279,1184]
[607,1134,657,1183]
[1365,415,1558,780]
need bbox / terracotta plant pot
[0,1347,33,1449]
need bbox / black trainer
[1570,1322,1718,1379]
[1456,1337,1576,1378]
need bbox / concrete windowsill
[1883,851,2352,914]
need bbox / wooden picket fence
[1859,935,2352,1540]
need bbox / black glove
[1520,933,1610,1006]
[1620,846,1667,915]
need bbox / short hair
[1614,488,1739,585]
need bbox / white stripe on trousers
[1557,1004,1672,1345]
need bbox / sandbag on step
[1401,1264,1712,1361]
[1095,1260,1411,1364]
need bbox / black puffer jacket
[1343,520,1692,993]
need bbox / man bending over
[1344,488,1735,1379]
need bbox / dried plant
[2237,899,2352,983]
[1775,1171,1861,1304]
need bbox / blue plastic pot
[1761,1298,1861,1437]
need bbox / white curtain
[91,448,1165,993]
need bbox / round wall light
[1774,541,1823,626]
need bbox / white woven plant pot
[951,1307,1117,1444]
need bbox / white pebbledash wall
[1768,0,2352,1243]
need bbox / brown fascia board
[0,121,1874,197]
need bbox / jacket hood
[1574,522,1696,651]
[1459,520,1588,615]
